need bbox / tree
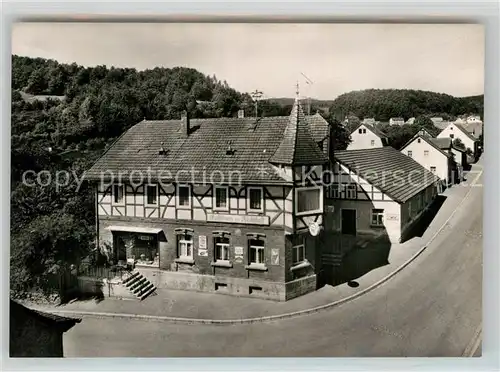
[452,138,466,151]
[414,116,440,137]
[324,113,351,151]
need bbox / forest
[10,55,483,299]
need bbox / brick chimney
[237,109,245,118]
[180,110,190,138]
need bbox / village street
[63,163,483,357]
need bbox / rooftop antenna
[300,72,314,115]
[250,89,263,118]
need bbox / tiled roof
[269,99,328,165]
[454,123,479,142]
[10,300,81,332]
[334,147,440,203]
[86,107,328,184]
[429,137,452,149]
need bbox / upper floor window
[371,208,384,226]
[370,140,375,146]
[113,184,124,204]
[358,128,363,134]
[430,166,436,173]
[248,187,263,212]
[417,138,421,143]
[296,186,322,215]
[214,236,230,261]
[345,184,357,199]
[408,150,413,157]
[329,183,340,199]
[424,150,429,157]
[248,238,265,265]
[177,184,191,208]
[146,184,157,205]
[177,233,193,258]
[214,186,229,211]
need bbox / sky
[11,22,484,100]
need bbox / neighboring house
[325,147,440,244]
[389,117,405,126]
[347,123,388,150]
[466,115,482,123]
[399,132,457,188]
[86,98,330,301]
[430,117,443,124]
[362,118,376,125]
[437,122,479,155]
[406,117,415,125]
[10,300,81,357]
[432,120,450,131]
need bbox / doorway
[341,209,357,236]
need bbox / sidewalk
[30,172,477,322]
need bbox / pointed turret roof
[269,98,328,166]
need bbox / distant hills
[269,89,484,122]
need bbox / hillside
[327,88,483,121]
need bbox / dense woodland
[10,55,483,298]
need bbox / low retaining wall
[77,277,136,300]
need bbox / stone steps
[123,271,156,301]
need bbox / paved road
[65,167,483,357]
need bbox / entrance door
[341,209,357,235]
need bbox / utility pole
[250,89,263,118]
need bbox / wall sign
[198,235,208,256]
[199,235,207,249]
[234,246,244,262]
[386,214,399,221]
[271,249,280,265]
[207,213,270,226]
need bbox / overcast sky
[12,22,484,100]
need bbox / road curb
[36,169,482,325]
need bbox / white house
[406,117,415,125]
[362,118,376,125]
[437,122,479,155]
[389,117,405,126]
[400,133,456,188]
[325,147,440,244]
[347,123,388,150]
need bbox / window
[371,209,384,226]
[292,244,306,265]
[430,166,436,173]
[296,187,322,215]
[214,236,230,261]
[424,150,429,156]
[329,183,340,199]
[358,129,362,134]
[371,140,375,146]
[362,129,367,134]
[408,150,413,157]
[146,184,157,205]
[177,185,191,208]
[177,234,193,258]
[450,134,454,139]
[248,187,263,212]
[113,184,124,204]
[214,186,228,210]
[345,184,357,199]
[417,138,421,143]
[249,239,265,265]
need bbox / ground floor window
[248,239,265,264]
[214,236,230,261]
[371,209,384,226]
[177,234,193,258]
[292,244,306,265]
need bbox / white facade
[347,124,385,150]
[437,123,476,153]
[400,136,450,183]
[389,118,405,126]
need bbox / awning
[106,226,163,234]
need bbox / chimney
[238,109,245,118]
[180,110,190,138]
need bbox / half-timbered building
[86,98,330,301]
